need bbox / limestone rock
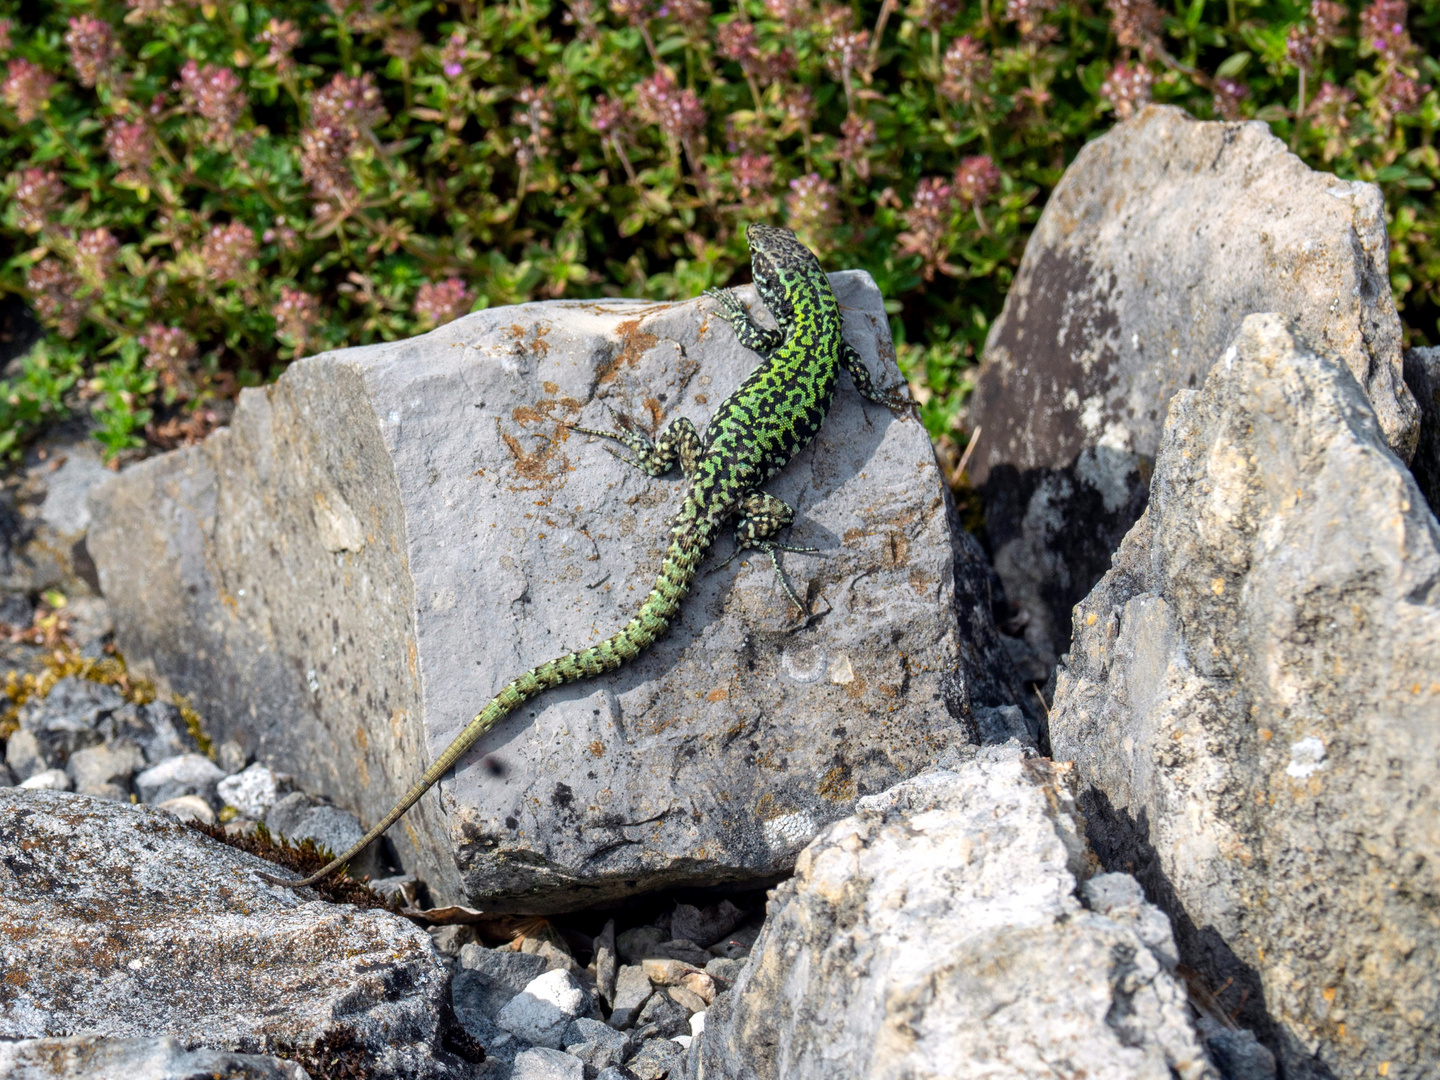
[0,789,461,1079]
[689,753,1213,1079]
[88,272,1020,911]
[968,105,1419,677]
[1049,314,1440,1078]
[0,1034,311,1080]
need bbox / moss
[186,820,400,913]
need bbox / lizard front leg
[571,409,704,477]
[841,341,913,413]
[706,288,785,358]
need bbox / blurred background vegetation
[0,0,1435,461]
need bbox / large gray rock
[1049,314,1440,1078]
[88,272,1021,910]
[0,789,461,1079]
[690,751,1215,1079]
[0,1034,310,1080]
[968,104,1420,678]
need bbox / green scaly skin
[260,225,908,890]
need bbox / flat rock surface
[967,104,1419,674]
[689,751,1214,1080]
[0,1034,311,1080]
[0,790,458,1079]
[88,271,1019,910]
[1050,314,1440,1078]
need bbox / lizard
[260,223,908,890]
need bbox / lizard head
[746,224,822,322]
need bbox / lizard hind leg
[571,409,703,478]
[716,491,816,612]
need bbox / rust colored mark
[588,740,605,757]
[817,764,856,802]
[533,324,550,355]
[543,381,560,395]
[509,324,526,338]
[597,319,659,383]
[844,676,868,700]
[643,397,664,430]
[706,686,729,703]
[909,568,932,595]
[695,393,708,405]
[842,527,866,546]
[514,397,584,427]
[500,422,572,490]
[881,530,910,569]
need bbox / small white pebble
[19,769,72,791]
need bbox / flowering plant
[0,0,1435,459]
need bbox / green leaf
[1215,52,1252,79]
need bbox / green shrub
[0,0,1436,458]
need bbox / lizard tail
[257,521,715,891]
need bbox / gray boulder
[512,1048,587,1080]
[134,752,225,805]
[1049,314,1440,1078]
[0,1034,310,1080]
[0,789,460,1079]
[66,737,146,801]
[88,272,1021,910]
[967,104,1420,680]
[690,751,1214,1079]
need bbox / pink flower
[105,119,154,182]
[609,0,652,25]
[718,21,760,66]
[384,28,422,61]
[139,324,199,386]
[897,176,956,280]
[1099,61,1153,119]
[940,36,989,104]
[634,71,706,141]
[312,72,387,134]
[10,168,63,233]
[3,59,54,123]
[785,172,839,245]
[441,31,467,79]
[911,0,960,31]
[1005,0,1059,43]
[823,28,870,84]
[26,259,85,338]
[0,19,12,54]
[259,19,301,72]
[1359,0,1410,62]
[764,0,811,28]
[1310,0,1347,44]
[201,222,256,284]
[177,60,245,147]
[835,113,876,180]
[1212,77,1250,120]
[658,0,711,29]
[414,278,475,329]
[1379,70,1427,115]
[301,118,355,204]
[1105,0,1161,52]
[65,16,116,88]
[591,95,632,135]
[272,287,322,353]
[731,151,773,205]
[75,228,120,285]
[1286,23,1318,69]
[954,155,1001,205]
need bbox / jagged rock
[216,763,288,819]
[1049,314,1440,1078]
[594,919,619,1008]
[497,969,595,1049]
[609,965,654,1029]
[513,1048,587,1080]
[13,676,123,771]
[967,105,1420,681]
[66,737,145,800]
[156,794,216,825]
[0,790,461,1079]
[565,1017,633,1070]
[627,1038,686,1080]
[689,752,1214,1080]
[88,272,1023,910]
[669,902,744,949]
[1405,345,1440,514]
[0,1033,311,1080]
[135,752,225,805]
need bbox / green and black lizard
[261,224,908,889]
